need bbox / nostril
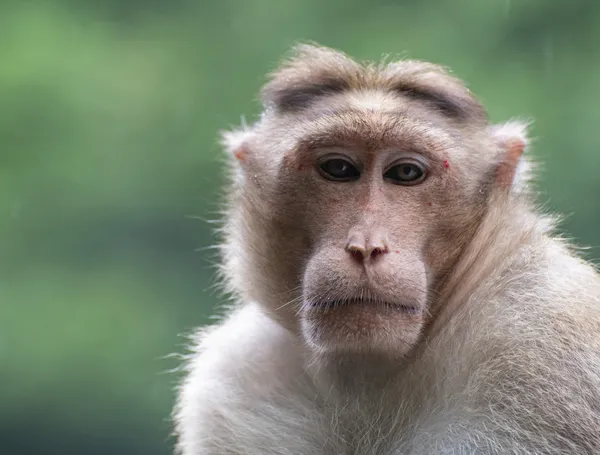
[370,247,387,259]
[349,249,364,262]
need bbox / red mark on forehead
[395,250,400,254]
[443,160,450,169]
[426,202,432,206]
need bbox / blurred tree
[1,1,599,454]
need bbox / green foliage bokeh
[2,1,599,454]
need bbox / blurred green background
[2,0,599,454]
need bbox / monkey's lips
[306,297,420,315]
[301,295,425,352]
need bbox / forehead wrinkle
[292,108,456,162]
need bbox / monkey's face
[284,112,486,357]
[231,100,494,358]
[222,46,516,357]
[299,143,432,356]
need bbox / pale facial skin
[300,143,431,355]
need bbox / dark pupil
[400,165,416,179]
[322,159,354,178]
[382,163,424,184]
[391,164,422,181]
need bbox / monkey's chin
[300,299,424,356]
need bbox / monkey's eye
[384,162,426,185]
[318,158,360,182]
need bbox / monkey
[172,44,600,455]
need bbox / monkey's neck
[426,193,552,338]
[310,350,411,406]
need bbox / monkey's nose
[345,231,389,261]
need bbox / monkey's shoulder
[174,302,327,454]
[185,302,308,378]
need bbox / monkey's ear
[490,120,534,193]
[220,124,255,165]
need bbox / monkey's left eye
[384,162,426,185]
[318,158,360,182]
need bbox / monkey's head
[220,45,530,358]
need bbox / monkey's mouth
[307,297,420,314]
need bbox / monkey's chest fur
[222,377,423,455]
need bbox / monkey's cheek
[299,304,424,356]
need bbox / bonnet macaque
[173,45,600,454]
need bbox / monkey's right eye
[318,158,360,182]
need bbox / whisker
[274,294,304,312]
